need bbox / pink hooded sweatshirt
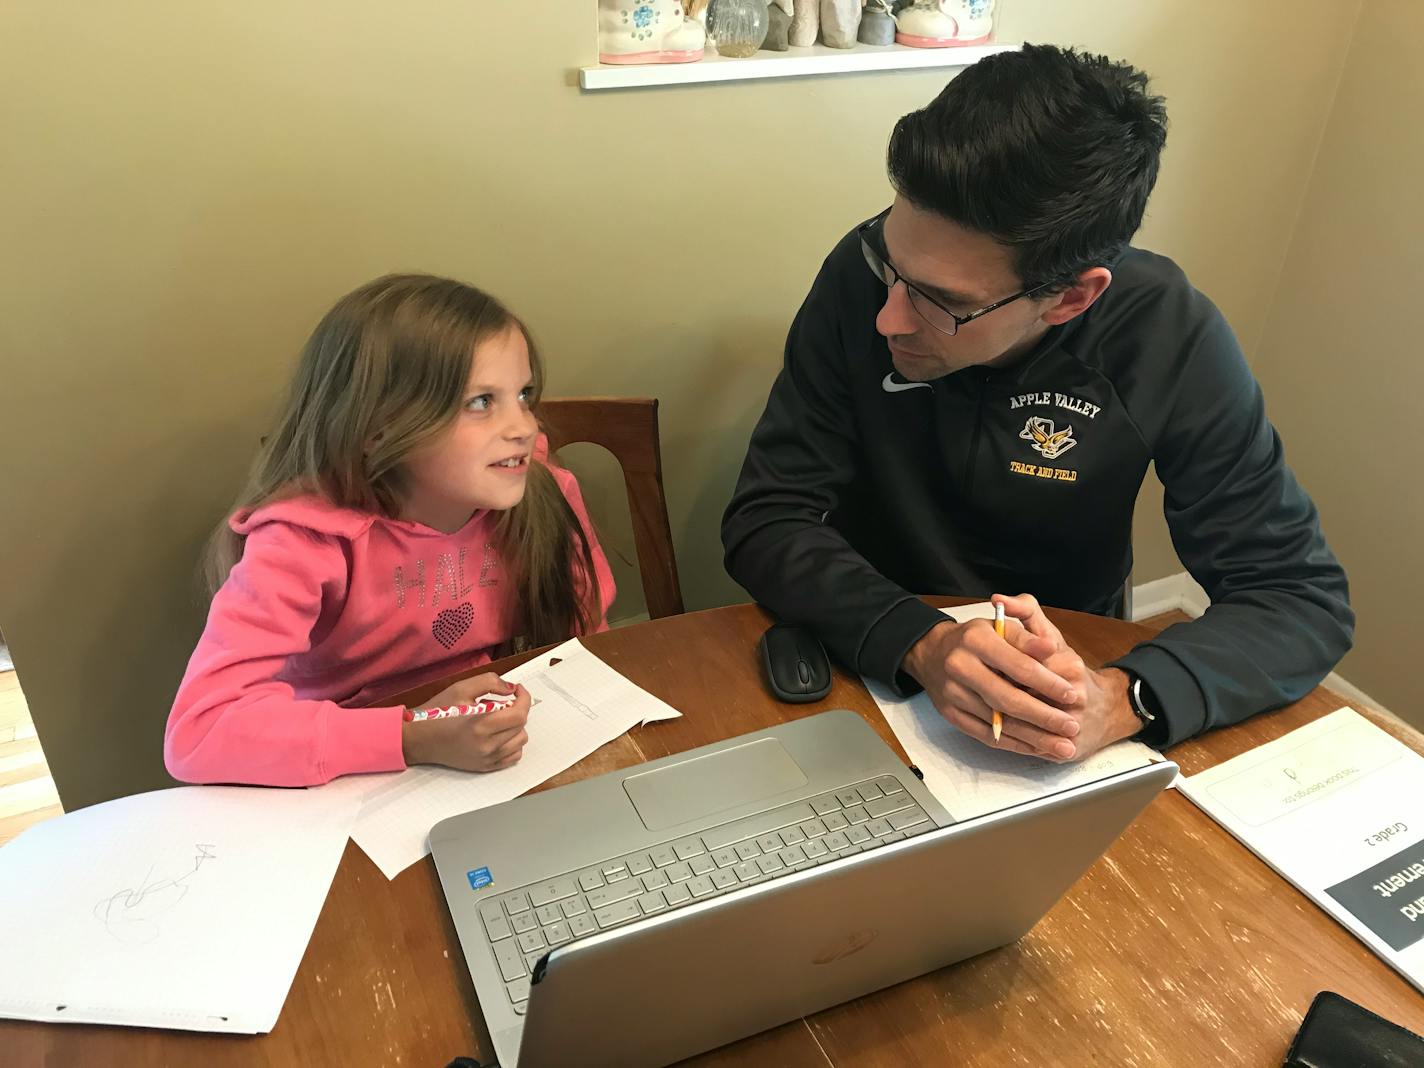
[165,451,614,787]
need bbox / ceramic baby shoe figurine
[599,0,707,64]
[895,0,993,47]
[943,0,993,42]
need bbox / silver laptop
[430,709,1176,1067]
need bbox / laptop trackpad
[623,738,809,832]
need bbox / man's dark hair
[887,44,1168,292]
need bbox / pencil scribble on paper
[94,844,217,943]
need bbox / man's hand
[902,612,1081,760]
[996,593,1145,761]
[1035,653,1144,760]
[992,592,1069,655]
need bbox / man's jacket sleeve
[722,255,945,692]
[1111,303,1354,745]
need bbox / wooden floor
[0,671,62,847]
[0,609,1193,850]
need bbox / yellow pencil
[992,602,1005,741]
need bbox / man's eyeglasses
[857,215,1052,336]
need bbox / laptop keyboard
[472,774,933,1015]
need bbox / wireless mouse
[758,623,832,703]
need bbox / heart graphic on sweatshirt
[432,602,474,649]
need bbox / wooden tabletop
[7,601,1423,1067]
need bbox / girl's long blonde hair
[206,274,600,646]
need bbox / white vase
[599,0,707,64]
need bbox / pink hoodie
[164,450,614,787]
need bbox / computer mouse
[758,623,832,703]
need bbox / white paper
[1178,707,1424,994]
[346,638,682,879]
[0,784,359,1034]
[864,602,1161,820]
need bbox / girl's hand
[422,672,517,712]
[401,678,532,773]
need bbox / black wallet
[1284,991,1424,1067]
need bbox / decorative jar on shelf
[706,0,769,58]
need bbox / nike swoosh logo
[882,372,932,394]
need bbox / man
[721,44,1353,762]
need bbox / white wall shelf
[580,41,1017,91]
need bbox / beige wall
[0,2,1355,808]
[1252,0,1421,725]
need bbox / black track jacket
[722,225,1354,747]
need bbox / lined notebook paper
[865,603,1163,820]
[0,784,359,1033]
[343,638,682,879]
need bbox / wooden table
[7,602,1423,1066]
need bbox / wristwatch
[1125,671,1159,732]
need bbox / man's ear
[1041,267,1113,326]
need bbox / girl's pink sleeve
[164,524,406,786]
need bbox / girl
[165,274,615,787]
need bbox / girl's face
[397,324,539,532]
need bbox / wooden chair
[539,397,685,620]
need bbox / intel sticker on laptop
[467,867,493,891]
